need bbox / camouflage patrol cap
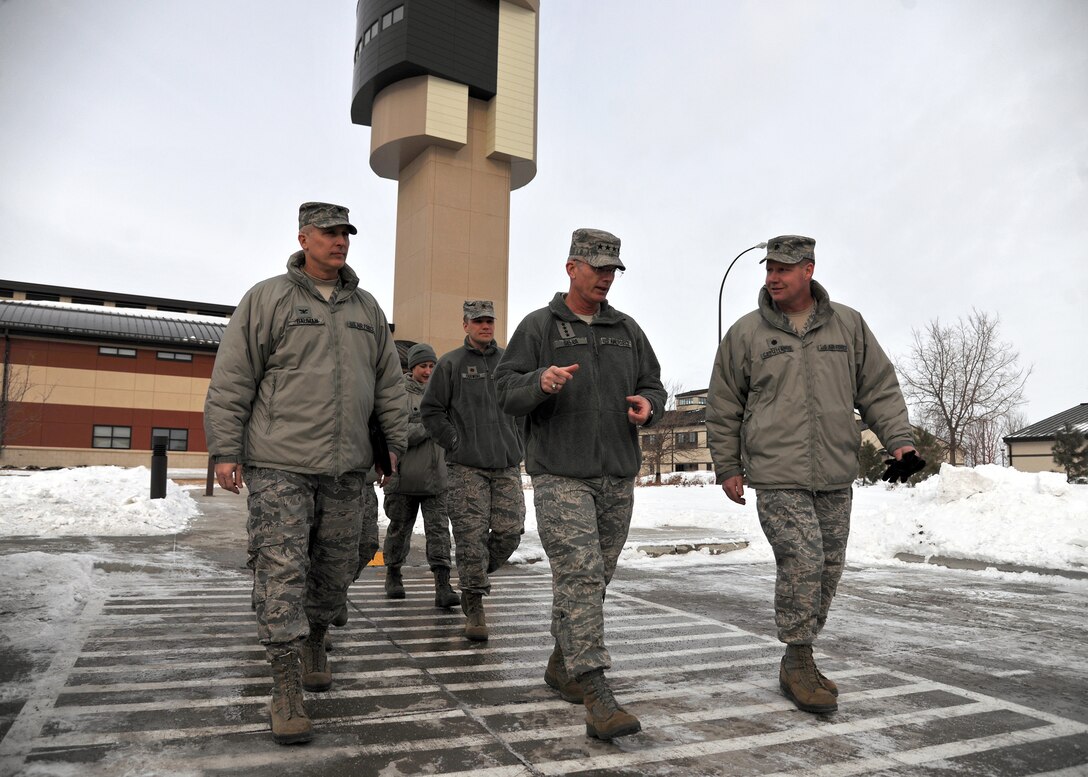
[463,299,495,320]
[569,228,625,270]
[298,202,358,235]
[760,235,815,265]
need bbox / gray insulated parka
[420,338,523,469]
[706,281,912,491]
[383,373,447,496]
[203,252,408,477]
[495,293,667,479]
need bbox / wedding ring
[552,382,558,391]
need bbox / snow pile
[0,466,199,536]
[850,464,1088,569]
[0,552,100,658]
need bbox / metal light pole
[717,242,767,344]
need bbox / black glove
[368,411,392,477]
[881,450,926,483]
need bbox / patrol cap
[568,228,625,270]
[463,299,495,320]
[760,235,815,265]
[406,342,437,370]
[298,202,357,235]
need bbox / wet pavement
[1,488,1086,776]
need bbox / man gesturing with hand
[496,228,665,740]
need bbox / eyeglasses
[574,259,623,277]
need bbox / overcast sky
[1,0,1085,423]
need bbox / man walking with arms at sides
[706,234,921,715]
[420,301,525,641]
[204,202,408,744]
[495,228,665,740]
[381,342,460,608]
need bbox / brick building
[1,280,231,469]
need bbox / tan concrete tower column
[353,0,538,357]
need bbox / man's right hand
[540,363,579,395]
[721,475,746,505]
[215,462,244,494]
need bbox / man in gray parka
[706,234,919,716]
[204,202,408,745]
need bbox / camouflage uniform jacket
[204,252,408,477]
[420,338,523,469]
[383,373,447,496]
[495,292,666,478]
[706,280,913,491]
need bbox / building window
[675,463,699,472]
[99,346,137,358]
[362,5,402,48]
[641,434,658,448]
[675,431,699,448]
[93,425,131,449]
[152,428,189,452]
[677,396,707,407]
[26,292,61,301]
[156,351,193,362]
[71,297,104,306]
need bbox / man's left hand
[626,395,652,425]
[377,452,399,487]
[881,446,924,483]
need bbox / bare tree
[639,380,685,483]
[896,310,1030,466]
[961,420,998,466]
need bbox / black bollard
[151,435,168,499]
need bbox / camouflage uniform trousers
[532,473,634,678]
[382,491,453,571]
[244,466,364,646]
[755,487,852,645]
[356,482,379,578]
[446,462,525,595]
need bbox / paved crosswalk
[2,569,1086,776]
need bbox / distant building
[1004,403,1088,475]
[0,280,231,469]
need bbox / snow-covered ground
[2,463,1086,570]
[1,463,1085,662]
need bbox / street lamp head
[717,242,770,345]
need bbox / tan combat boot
[268,645,313,745]
[544,642,584,703]
[579,669,641,739]
[780,644,838,713]
[299,624,332,692]
[433,567,461,609]
[462,592,488,641]
[384,565,405,599]
[818,667,839,696]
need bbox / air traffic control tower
[351,0,539,355]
